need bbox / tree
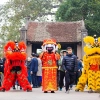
[0,0,64,41]
[56,0,100,36]
[0,0,63,56]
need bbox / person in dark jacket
[30,53,38,88]
[2,57,6,73]
[26,57,32,84]
[75,57,83,85]
[62,47,77,93]
[0,58,3,72]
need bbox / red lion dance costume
[0,41,32,92]
[40,39,60,93]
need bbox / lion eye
[20,48,25,52]
[7,46,12,51]
[86,43,92,48]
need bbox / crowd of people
[0,47,83,92]
[25,47,83,92]
[23,53,42,89]
[58,47,83,93]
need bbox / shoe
[0,88,5,92]
[70,87,72,90]
[13,87,16,90]
[95,89,100,93]
[65,89,70,94]
[75,89,79,92]
[32,86,36,88]
[88,89,93,93]
[51,91,55,93]
[27,89,32,92]
[20,87,22,90]
[36,86,39,88]
[59,88,62,91]
[69,85,73,90]
[38,85,41,87]
[44,91,48,93]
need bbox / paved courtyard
[0,86,100,100]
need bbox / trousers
[65,71,75,91]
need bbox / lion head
[4,41,27,67]
[83,35,100,70]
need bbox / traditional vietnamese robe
[40,52,60,91]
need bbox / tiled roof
[26,21,83,42]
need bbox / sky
[0,0,8,5]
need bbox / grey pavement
[0,86,100,100]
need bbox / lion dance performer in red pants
[0,41,32,92]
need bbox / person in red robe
[40,39,60,93]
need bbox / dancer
[0,41,32,92]
[75,35,100,93]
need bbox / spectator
[63,51,67,57]
[0,58,3,86]
[36,54,42,87]
[79,59,83,70]
[75,57,83,85]
[62,47,77,93]
[30,53,38,88]
[26,57,32,84]
[55,51,60,87]
[58,51,67,91]
[1,58,5,73]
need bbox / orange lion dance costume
[40,39,60,93]
[0,41,32,92]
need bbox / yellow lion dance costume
[75,35,100,92]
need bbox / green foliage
[56,0,100,36]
